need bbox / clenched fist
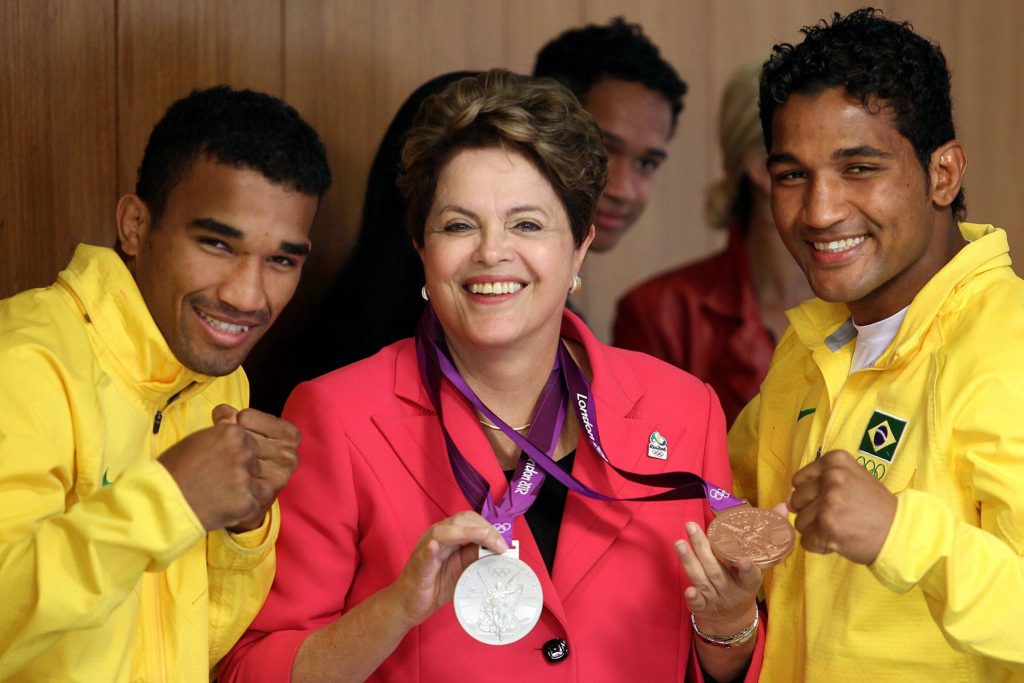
[786,449,897,564]
[159,404,300,532]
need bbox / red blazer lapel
[377,347,518,520]
[553,311,684,600]
[553,409,658,599]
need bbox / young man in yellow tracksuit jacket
[0,87,331,681]
[729,10,1024,682]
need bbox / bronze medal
[707,506,795,569]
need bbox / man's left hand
[214,405,301,533]
[786,449,897,564]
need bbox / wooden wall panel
[284,0,507,293]
[505,0,586,74]
[941,1,1023,244]
[116,0,283,195]
[0,0,116,297]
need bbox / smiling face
[583,78,673,252]
[117,156,318,375]
[416,146,592,356]
[767,87,962,323]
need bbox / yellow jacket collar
[787,223,1009,365]
[57,244,213,404]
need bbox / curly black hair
[533,17,687,134]
[135,86,332,225]
[759,8,965,221]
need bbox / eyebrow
[766,152,797,168]
[602,130,668,160]
[190,217,311,257]
[507,204,551,217]
[767,146,892,168]
[834,145,891,160]
[191,217,243,239]
[436,204,552,220]
[435,205,480,221]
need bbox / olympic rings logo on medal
[492,522,512,534]
[856,455,886,480]
[708,487,729,501]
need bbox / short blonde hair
[705,63,763,229]
[399,69,607,247]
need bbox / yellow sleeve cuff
[208,501,280,569]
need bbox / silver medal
[453,542,543,645]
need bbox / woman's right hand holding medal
[388,511,509,628]
[292,512,508,680]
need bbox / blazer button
[542,638,569,663]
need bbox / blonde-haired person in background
[613,63,809,426]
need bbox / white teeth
[197,310,249,334]
[812,236,866,253]
[467,282,524,295]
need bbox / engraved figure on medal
[707,506,795,569]
[453,544,543,645]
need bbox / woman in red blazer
[221,70,765,682]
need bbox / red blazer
[613,229,775,427]
[221,312,763,682]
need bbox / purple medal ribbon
[417,312,566,544]
[415,307,744,544]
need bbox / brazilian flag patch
[858,410,908,463]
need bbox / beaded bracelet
[690,608,759,648]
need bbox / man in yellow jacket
[0,86,331,681]
[730,8,1024,681]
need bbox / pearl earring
[421,285,430,301]
[569,275,582,294]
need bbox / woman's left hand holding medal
[675,522,761,680]
[388,511,509,629]
[676,520,761,624]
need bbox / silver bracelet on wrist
[690,608,759,648]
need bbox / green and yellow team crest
[858,410,908,463]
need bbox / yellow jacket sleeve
[0,347,205,677]
[870,355,1024,672]
[206,503,280,670]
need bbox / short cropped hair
[759,7,965,220]
[398,69,608,247]
[533,17,687,134]
[135,86,332,225]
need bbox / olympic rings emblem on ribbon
[855,455,887,480]
[708,487,729,501]
[492,522,512,534]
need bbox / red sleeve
[613,284,694,373]
[219,380,360,681]
[612,290,669,359]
